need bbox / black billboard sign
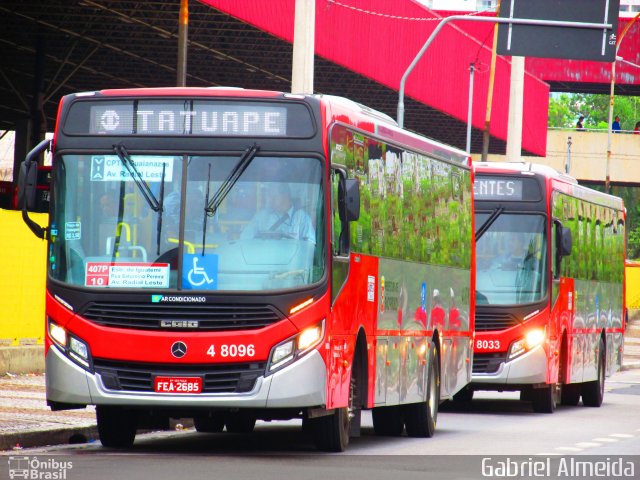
[497,0,620,61]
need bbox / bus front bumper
[45,345,326,409]
[470,345,547,387]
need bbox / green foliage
[330,125,473,269]
[589,184,640,260]
[548,93,640,131]
[629,224,640,260]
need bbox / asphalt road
[2,369,639,480]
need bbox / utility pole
[177,0,188,87]
[291,0,315,94]
[505,56,525,162]
[481,2,500,162]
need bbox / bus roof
[473,161,625,211]
[473,161,577,184]
[61,87,470,167]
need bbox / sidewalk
[0,373,97,451]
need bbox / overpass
[473,129,640,185]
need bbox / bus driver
[241,183,315,243]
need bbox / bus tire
[310,407,350,452]
[311,350,359,452]
[403,345,439,438]
[531,385,556,413]
[560,384,581,406]
[225,413,256,433]
[582,338,605,407]
[96,406,136,448]
[193,414,225,433]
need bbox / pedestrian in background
[612,116,622,133]
[576,116,585,131]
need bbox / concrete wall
[473,129,640,184]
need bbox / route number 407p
[207,344,256,358]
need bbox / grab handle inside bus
[18,138,51,239]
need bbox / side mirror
[18,138,51,239]
[17,160,38,211]
[559,226,572,257]
[344,178,360,222]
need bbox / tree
[548,93,640,131]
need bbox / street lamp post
[566,136,572,174]
[466,62,475,155]
[605,11,640,193]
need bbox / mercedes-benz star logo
[171,341,187,358]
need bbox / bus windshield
[475,213,547,306]
[49,153,325,292]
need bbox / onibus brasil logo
[8,456,73,479]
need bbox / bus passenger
[241,183,315,243]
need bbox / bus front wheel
[531,384,557,413]
[582,338,605,407]
[96,406,136,448]
[403,342,439,438]
[310,350,360,451]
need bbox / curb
[0,346,45,376]
[0,426,99,451]
[621,362,640,371]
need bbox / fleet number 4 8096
[206,344,255,358]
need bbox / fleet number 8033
[477,340,501,350]
[206,344,256,358]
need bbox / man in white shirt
[241,183,315,243]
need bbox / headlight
[69,336,91,368]
[267,320,325,374]
[298,323,323,350]
[525,329,545,349]
[508,328,545,360]
[47,319,93,370]
[271,340,295,368]
[49,321,67,348]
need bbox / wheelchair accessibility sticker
[183,254,218,290]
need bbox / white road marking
[592,437,619,442]
[575,442,601,448]
[555,447,583,452]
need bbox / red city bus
[461,162,625,412]
[20,88,475,450]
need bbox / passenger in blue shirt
[612,116,622,133]
[241,183,315,243]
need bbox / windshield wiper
[155,163,166,255]
[113,143,166,255]
[202,163,213,256]
[114,144,163,212]
[205,143,260,217]
[475,207,504,241]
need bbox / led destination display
[474,176,542,202]
[63,98,315,137]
